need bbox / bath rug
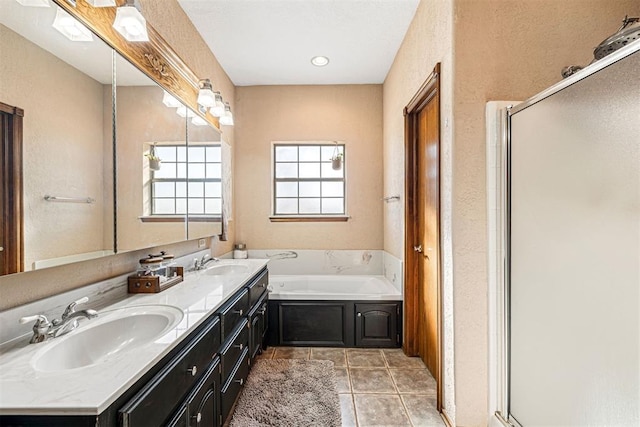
[229,359,341,427]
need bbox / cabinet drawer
[220,348,250,423]
[119,318,220,427]
[220,319,249,385]
[219,289,249,341]
[246,269,268,308]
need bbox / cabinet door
[277,302,348,346]
[355,303,400,347]
[186,359,220,427]
[167,406,188,427]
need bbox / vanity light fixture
[52,7,93,42]
[191,116,208,126]
[15,0,50,7]
[219,102,234,126]
[210,92,225,117]
[113,0,148,42]
[162,90,182,108]
[197,79,216,108]
[311,56,330,67]
[176,105,196,118]
[85,0,116,6]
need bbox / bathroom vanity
[0,260,269,427]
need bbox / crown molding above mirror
[54,0,221,132]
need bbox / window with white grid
[273,143,345,216]
[150,144,221,217]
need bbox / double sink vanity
[0,259,269,427]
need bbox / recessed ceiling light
[311,56,330,67]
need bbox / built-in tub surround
[248,249,403,292]
[269,275,401,301]
[0,257,267,415]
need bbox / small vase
[331,158,342,170]
[149,158,161,171]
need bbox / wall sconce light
[162,90,182,108]
[113,0,148,42]
[85,0,116,6]
[219,102,234,126]
[52,7,93,41]
[15,0,50,7]
[176,106,196,118]
[209,92,225,117]
[191,116,208,126]
[197,79,216,108]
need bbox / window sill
[139,216,221,223]
[269,215,350,223]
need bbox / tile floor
[258,347,445,427]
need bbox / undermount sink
[32,305,183,372]
[205,264,249,276]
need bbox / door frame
[0,101,24,275]
[403,63,442,409]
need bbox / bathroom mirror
[115,55,189,252]
[185,114,224,240]
[0,1,115,274]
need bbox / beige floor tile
[340,394,358,427]
[382,349,427,369]
[311,347,347,367]
[272,347,310,359]
[335,367,352,393]
[350,368,396,393]
[347,349,385,367]
[401,395,444,426]
[353,394,411,426]
[389,369,437,394]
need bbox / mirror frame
[53,0,227,242]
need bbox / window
[150,144,221,218]
[272,143,346,219]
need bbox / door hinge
[396,305,400,316]
[397,334,400,345]
[219,414,223,425]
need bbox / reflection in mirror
[0,1,114,275]
[115,55,190,252]
[186,115,224,240]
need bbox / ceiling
[177,0,420,86]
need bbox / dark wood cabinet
[185,359,220,427]
[355,303,401,347]
[249,293,268,360]
[268,300,401,348]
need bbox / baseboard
[441,408,454,427]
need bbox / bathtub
[267,274,403,347]
[268,274,402,300]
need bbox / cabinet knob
[260,283,266,288]
[235,378,244,385]
[187,365,197,376]
[233,309,244,316]
[192,412,202,423]
[357,312,362,317]
[234,343,244,350]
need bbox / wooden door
[403,64,441,408]
[416,95,440,377]
[0,102,24,275]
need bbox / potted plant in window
[145,146,161,171]
[330,144,343,170]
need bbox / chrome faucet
[193,254,219,271]
[19,297,98,344]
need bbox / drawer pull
[235,378,244,386]
[234,343,244,350]
[357,312,362,317]
[233,309,244,316]
[192,412,202,423]
[187,365,197,376]
[260,283,266,288]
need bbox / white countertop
[0,258,269,416]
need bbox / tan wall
[382,0,456,419]
[451,1,640,425]
[0,25,109,270]
[0,0,235,310]
[234,85,384,250]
